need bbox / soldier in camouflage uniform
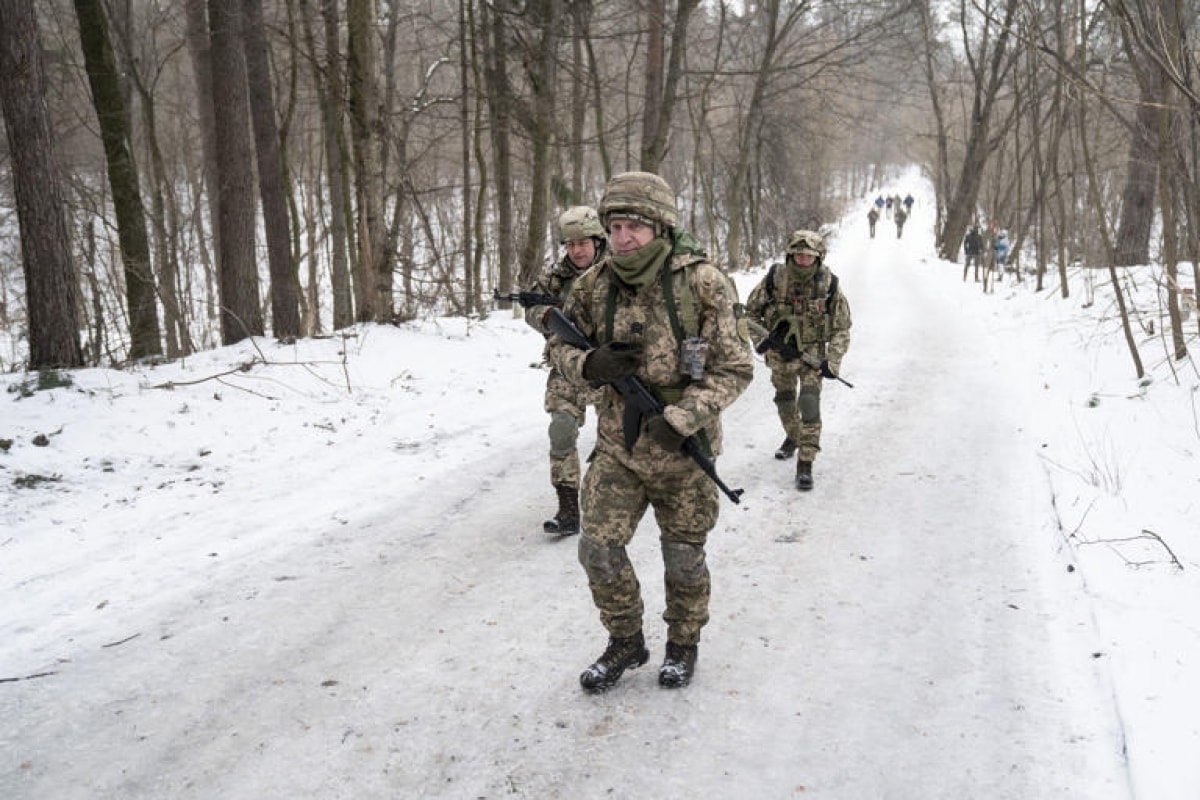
[546,172,753,692]
[523,206,607,536]
[744,229,852,491]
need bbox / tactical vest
[763,262,840,353]
[598,232,714,455]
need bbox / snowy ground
[2,175,1198,798]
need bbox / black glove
[582,342,643,383]
[646,415,687,452]
[819,360,837,379]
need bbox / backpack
[764,262,840,316]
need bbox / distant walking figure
[963,225,983,282]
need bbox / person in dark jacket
[963,225,983,282]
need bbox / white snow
[3,172,1197,798]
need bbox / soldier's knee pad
[662,541,707,585]
[548,411,580,456]
[799,391,821,423]
[578,535,629,584]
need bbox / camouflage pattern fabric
[745,260,852,462]
[579,448,717,644]
[525,250,605,489]
[765,352,823,461]
[547,244,753,645]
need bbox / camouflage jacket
[546,242,753,457]
[744,261,852,371]
[523,247,605,336]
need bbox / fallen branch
[102,633,141,648]
[152,359,262,390]
[0,670,58,684]
[1075,528,1184,571]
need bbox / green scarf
[610,238,672,289]
[789,262,818,287]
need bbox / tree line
[0,0,1195,375]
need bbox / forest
[0,0,1196,373]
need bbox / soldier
[744,229,852,491]
[546,172,753,692]
[523,206,607,536]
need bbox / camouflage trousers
[577,447,719,646]
[547,376,592,489]
[767,355,823,462]
[548,410,583,488]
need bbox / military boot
[543,484,579,536]
[658,641,698,688]
[774,437,798,460]
[795,459,814,491]
[579,632,650,693]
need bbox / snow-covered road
[2,204,1133,798]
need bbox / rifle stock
[546,308,744,504]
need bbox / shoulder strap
[661,260,699,342]
[825,272,839,314]
[765,263,781,304]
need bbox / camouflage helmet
[786,229,826,258]
[598,171,678,230]
[558,206,605,243]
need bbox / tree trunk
[458,0,475,313]
[517,0,560,289]
[242,0,300,340]
[208,0,263,344]
[640,0,699,174]
[482,0,516,295]
[0,0,85,368]
[1112,1,1164,267]
[73,0,163,361]
[917,0,950,250]
[183,0,222,277]
[1113,76,1161,266]
[347,0,389,321]
[297,0,353,329]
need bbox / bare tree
[208,0,264,344]
[347,0,389,321]
[937,0,1022,262]
[0,0,84,368]
[72,0,163,361]
[516,0,561,288]
[297,0,353,329]
[481,0,517,296]
[639,0,699,174]
[243,0,301,340]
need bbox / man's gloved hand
[582,342,643,383]
[646,415,687,452]
[819,360,838,380]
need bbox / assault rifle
[743,319,854,388]
[546,308,744,505]
[492,288,562,309]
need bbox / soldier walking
[522,207,606,535]
[743,229,852,491]
[546,172,752,692]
